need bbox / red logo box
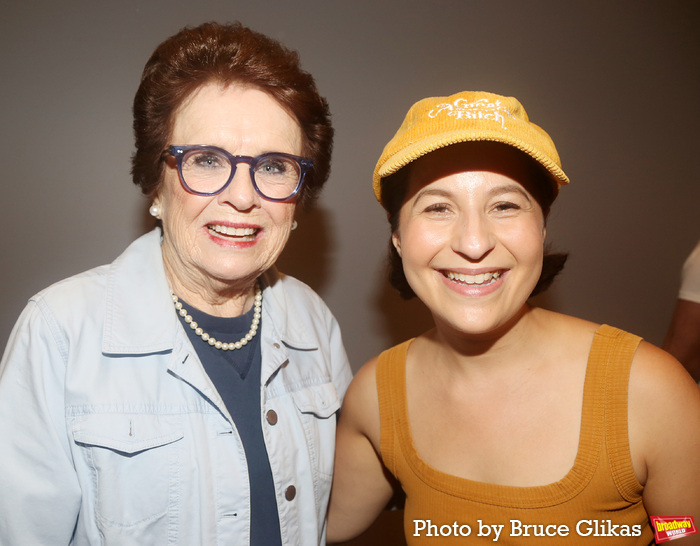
[651,517,697,543]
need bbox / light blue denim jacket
[0,229,352,545]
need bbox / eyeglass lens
[179,148,303,199]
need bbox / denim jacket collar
[101,229,319,357]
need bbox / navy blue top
[177,299,282,546]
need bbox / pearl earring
[149,204,161,219]
[291,220,298,231]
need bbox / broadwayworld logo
[651,516,697,543]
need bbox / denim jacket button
[285,485,296,501]
[266,410,278,426]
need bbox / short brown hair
[131,22,333,206]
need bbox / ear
[391,232,402,258]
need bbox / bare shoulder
[547,310,600,337]
[529,309,600,359]
[329,354,398,541]
[344,355,380,414]
[628,342,700,520]
[629,341,700,404]
[339,355,382,450]
[628,341,700,484]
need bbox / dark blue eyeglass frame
[168,145,313,202]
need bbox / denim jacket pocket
[290,382,341,480]
[73,413,183,530]
[291,381,341,418]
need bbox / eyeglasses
[167,145,313,202]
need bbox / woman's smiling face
[392,143,547,338]
[155,82,303,297]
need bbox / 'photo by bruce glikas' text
[412,519,642,540]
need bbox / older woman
[0,22,351,545]
[327,91,700,545]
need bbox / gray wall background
[1,0,698,372]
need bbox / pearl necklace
[170,284,262,351]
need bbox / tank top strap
[377,339,413,477]
[591,324,643,501]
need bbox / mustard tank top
[377,325,654,545]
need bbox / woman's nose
[451,214,496,261]
[218,164,260,211]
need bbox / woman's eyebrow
[414,182,531,201]
[486,182,532,201]
[414,187,454,200]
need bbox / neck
[427,305,547,373]
[164,264,260,318]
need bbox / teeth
[446,271,501,285]
[209,225,257,237]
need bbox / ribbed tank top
[377,324,654,544]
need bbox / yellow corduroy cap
[373,91,570,207]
